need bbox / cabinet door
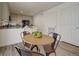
[1,3,9,21]
[57,7,73,42]
[0,3,2,25]
[71,7,79,46]
[58,6,79,46]
[0,3,9,21]
[43,11,57,34]
[0,3,2,19]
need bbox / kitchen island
[0,28,23,47]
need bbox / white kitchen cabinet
[71,6,79,46]
[0,2,9,21]
[0,3,2,26]
[0,3,2,19]
[56,5,79,46]
[0,5,1,19]
[1,2,10,21]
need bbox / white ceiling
[9,2,63,16]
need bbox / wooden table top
[23,34,54,45]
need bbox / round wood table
[23,34,54,45]
[23,34,54,52]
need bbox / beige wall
[33,3,79,46]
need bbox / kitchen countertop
[0,24,22,29]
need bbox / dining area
[15,28,61,56]
[0,2,79,57]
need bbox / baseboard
[62,41,79,48]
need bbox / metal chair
[15,47,44,56]
[43,32,61,56]
[21,31,31,48]
[21,31,40,52]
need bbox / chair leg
[31,45,34,50]
[31,45,40,52]
[54,51,56,56]
[35,45,40,52]
[46,53,50,56]
[46,51,56,56]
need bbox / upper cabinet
[0,3,2,19]
[0,2,10,21]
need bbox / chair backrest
[15,47,44,56]
[21,31,30,38]
[20,31,30,42]
[20,31,31,48]
[48,32,61,50]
